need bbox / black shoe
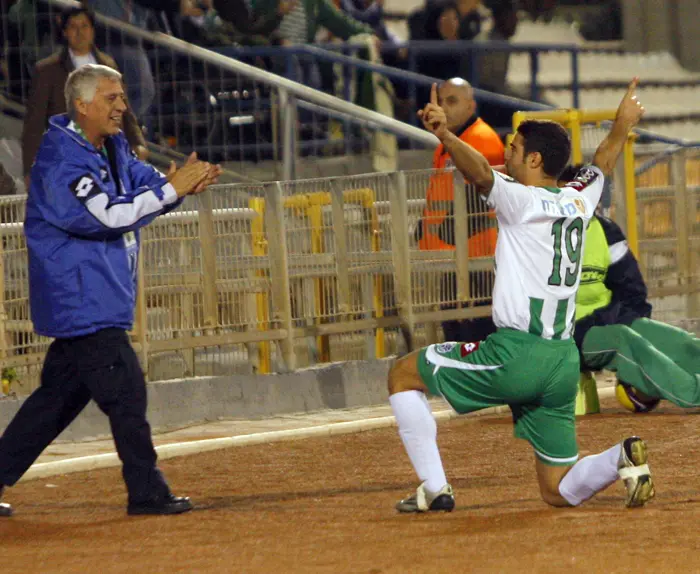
[127,494,193,516]
[0,486,12,517]
[396,483,455,513]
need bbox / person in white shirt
[389,79,654,513]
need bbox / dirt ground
[3,396,700,574]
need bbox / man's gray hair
[65,64,122,119]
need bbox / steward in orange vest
[415,79,504,343]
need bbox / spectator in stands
[409,0,487,42]
[475,0,518,94]
[413,1,466,99]
[415,78,503,344]
[256,0,373,48]
[578,0,622,41]
[21,6,146,187]
[455,0,489,41]
[85,0,201,119]
[520,0,556,22]
[259,0,374,104]
[211,0,296,45]
[338,0,395,43]
[6,0,56,99]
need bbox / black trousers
[0,328,169,504]
[440,271,497,343]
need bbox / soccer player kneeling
[389,79,653,512]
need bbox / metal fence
[2,155,699,392]
[0,167,495,391]
[634,147,700,326]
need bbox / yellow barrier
[248,188,385,367]
[249,197,272,373]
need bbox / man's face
[78,78,127,138]
[438,83,475,134]
[63,13,94,55]
[505,132,526,180]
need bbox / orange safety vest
[418,117,504,257]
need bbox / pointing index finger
[430,83,438,105]
[627,77,639,96]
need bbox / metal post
[279,87,297,181]
[388,172,416,350]
[568,109,583,165]
[408,48,418,128]
[623,135,639,257]
[452,171,470,303]
[529,50,540,102]
[671,150,696,317]
[264,182,296,371]
[197,190,219,331]
[134,244,149,378]
[0,232,7,363]
[571,49,580,109]
[330,182,351,319]
[249,197,272,374]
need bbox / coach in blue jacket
[0,64,221,518]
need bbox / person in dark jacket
[0,64,221,518]
[22,6,146,186]
[558,165,700,409]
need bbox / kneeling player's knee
[539,485,570,508]
[535,459,573,507]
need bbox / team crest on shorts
[435,342,457,354]
[460,342,481,357]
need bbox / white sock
[558,443,622,506]
[390,390,447,493]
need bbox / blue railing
[214,42,700,149]
[215,42,557,118]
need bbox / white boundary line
[21,388,616,482]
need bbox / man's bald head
[437,78,477,134]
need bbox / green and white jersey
[485,166,605,340]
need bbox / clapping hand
[168,152,222,197]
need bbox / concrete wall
[0,359,393,442]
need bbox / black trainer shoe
[618,436,655,508]
[0,486,12,517]
[396,483,455,513]
[127,494,193,516]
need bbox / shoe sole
[396,495,455,513]
[396,506,454,514]
[127,503,193,516]
[626,475,655,508]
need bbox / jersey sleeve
[561,165,605,214]
[485,170,534,225]
[36,158,180,240]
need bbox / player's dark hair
[558,163,585,183]
[516,120,572,178]
[60,7,96,32]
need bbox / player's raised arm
[593,78,645,176]
[418,83,495,192]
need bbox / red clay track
[2,396,700,573]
